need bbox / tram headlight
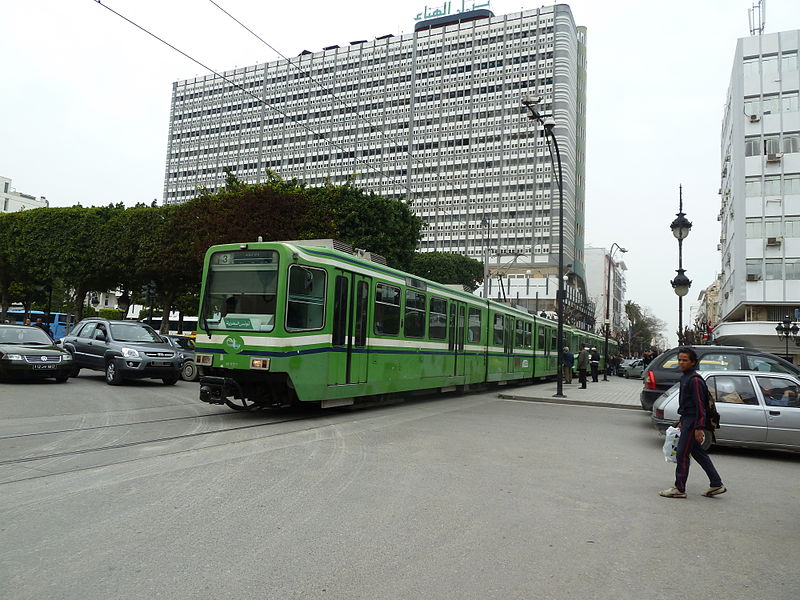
[196,353,213,366]
[250,358,270,370]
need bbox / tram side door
[330,271,370,386]
[506,317,515,373]
[448,301,466,377]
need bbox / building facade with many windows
[715,29,800,361]
[163,5,588,297]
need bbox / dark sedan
[0,324,73,382]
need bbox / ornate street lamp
[775,315,799,361]
[670,185,692,345]
[603,244,627,381]
[523,95,565,398]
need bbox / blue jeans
[674,417,723,492]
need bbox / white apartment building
[715,30,800,361]
[0,176,48,213]
[163,5,588,291]
[584,246,627,337]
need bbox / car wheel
[162,374,180,386]
[55,375,69,383]
[181,361,197,382]
[105,361,123,386]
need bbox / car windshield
[109,323,164,343]
[173,337,195,350]
[0,326,53,345]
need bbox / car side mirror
[94,330,107,342]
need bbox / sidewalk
[499,374,645,410]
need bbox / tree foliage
[624,301,667,355]
[410,252,484,291]
[0,173,423,329]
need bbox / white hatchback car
[651,370,800,452]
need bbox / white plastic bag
[663,426,680,463]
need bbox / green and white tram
[195,240,613,410]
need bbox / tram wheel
[224,397,258,411]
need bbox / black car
[640,345,800,411]
[161,334,197,381]
[0,324,73,382]
[60,319,182,385]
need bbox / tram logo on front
[223,335,245,354]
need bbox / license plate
[32,364,56,370]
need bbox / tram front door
[330,271,370,386]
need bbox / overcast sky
[2,0,799,346]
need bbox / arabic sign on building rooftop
[414,1,491,21]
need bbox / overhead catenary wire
[92,0,390,180]
[207,0,391,143]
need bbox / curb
[498,393,643,411]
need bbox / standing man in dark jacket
[576,344,589,389]
[561,346,574,384]
[589,347,600,382]
[660,347,726,499]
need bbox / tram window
[525,322,532,348]
[332,276,348,346]
[467,308,481,343]
[374,283,401,335]
[354,281,368,347]
[515,319,525,348]
[538,327,545,351]
[286,266,327,331]
[550,330,557,352]
[493,314,504,346]
[405,290,426,338]
[429,297,447,339]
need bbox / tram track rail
[0,414,316,468]
[0,410,237,440]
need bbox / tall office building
[163,5,588,310]
[715,29,800,360]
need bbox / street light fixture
[775,315,799,361]
[603,243,627,381]
[117,290,131,318]
[522,95,565,398]
[670,185,692,345]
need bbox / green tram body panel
[194,241,617,406]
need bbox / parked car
[0,324,73,382]
[651,370,800,452]
[619,358,644,379]
[640,345,800,411]
[60,319,182,385]
[161,334,197,381]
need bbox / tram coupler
[199,376,242,405]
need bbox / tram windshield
[201,250,279,332]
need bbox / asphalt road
[1,376,798,599]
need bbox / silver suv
[61,319,182,385]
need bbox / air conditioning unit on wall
[746,274,761,281]
[749,114,760,122]
[767,153,783,163]
[766,236,782,246]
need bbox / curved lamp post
[603,243,627,381]
[522,95,565,398]
[775,315,799,361]
[670,185,692,345]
